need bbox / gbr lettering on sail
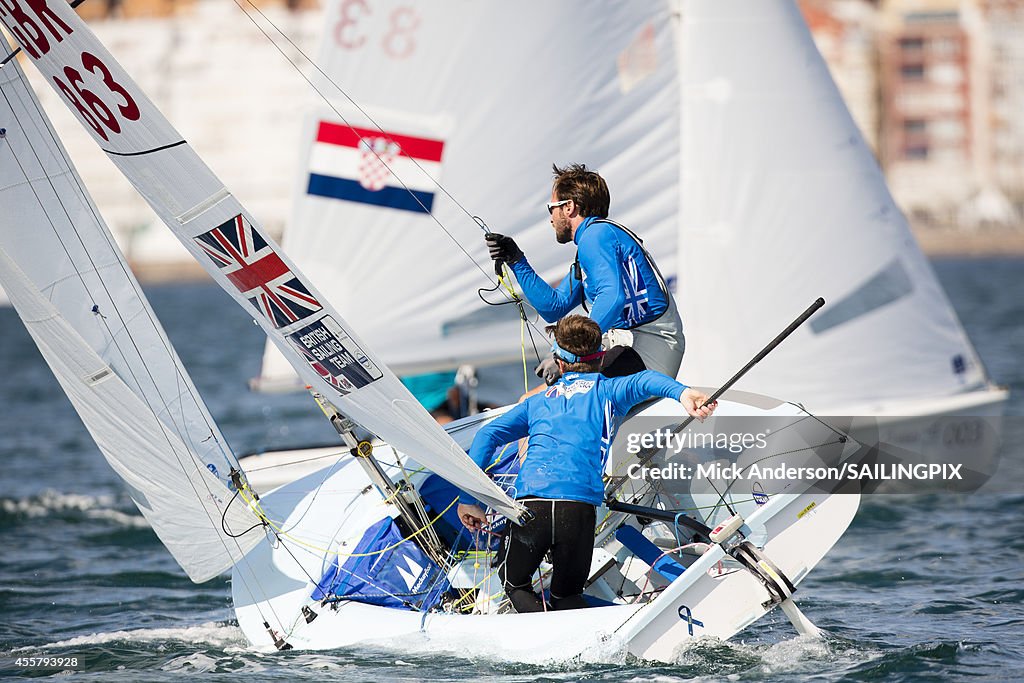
[0,0,172,152]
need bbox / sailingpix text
[626,461,964,483]
[625,427,769,455]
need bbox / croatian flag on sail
[306,121,445,214]
[195,215,322,328]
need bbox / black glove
[485,232,524,274]
[534,357,562,386]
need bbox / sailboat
[2,0,865,662]
[246,0,1006,487]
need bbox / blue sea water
[0,257,1022,681]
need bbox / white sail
[0,55,262,581]
[255,0,681,387]
[675,0,989,410]
[258,0,1001,417]
[0,0,523,521]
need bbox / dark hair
[552,163,610,218]
[547,315,603,373]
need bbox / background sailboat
[675,2,1006,420]
[253,0,1006,424]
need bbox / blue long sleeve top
[509,217,669,332]
[462,370,688,507]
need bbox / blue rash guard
[461,370,688,507]
[508,217,669,332]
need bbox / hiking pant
[498,498,596,612]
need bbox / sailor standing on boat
[457,315,714,612]
[486,163,683,383]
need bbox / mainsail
[0,0,524,521]
[0,54,262,581]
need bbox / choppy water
[1,257,1022,681]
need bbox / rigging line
[245,491,459,559]
[791,403,855,441]
[0,58,282,626]
[475,268,545,384]
[221,489,265,538]
[246,426,352,534]
[393,453,445,553]
[227,0,504,291]
[241,448,347,473]
[268,526,322,588]
[724,439,848,496]
[709,410,851,508]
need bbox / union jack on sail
[194,215,322,328]
[295,342,358,394]
[287,317,382,395]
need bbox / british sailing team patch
[306,121,444,214]
[288,316,383,394]
[194,215,322,328]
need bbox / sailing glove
[485,232,524,273]
[534,356,562,386]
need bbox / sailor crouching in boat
[456,315,715,613]
[485,163,683,384]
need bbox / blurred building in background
[800,0,881,151]
[803,0,1024,232]
[6,0,1024,277]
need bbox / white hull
[232,465,859,662]
[825,385,1008,492]
[232,397,862,662]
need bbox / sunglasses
[546,199,570,214]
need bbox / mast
[310,391,449,567]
